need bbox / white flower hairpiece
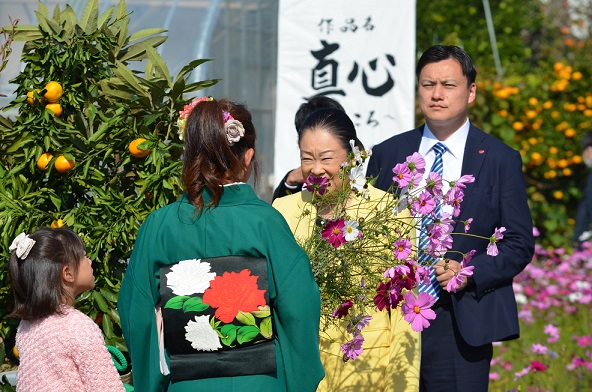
[223,111,245,146]
[9,232,36,259]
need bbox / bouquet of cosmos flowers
[297,141,506,361]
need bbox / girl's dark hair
[297,108,364,152]
[416,45,477,86]
[8,227,86,321]
[182,98,258,211]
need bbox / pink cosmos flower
[514,367,530,380]
[321,219,346,248]
[415,264,431,286]
[464,218,473,233]
[346,314,372,335]
[384,263,411,279]
[412,191,436,215]
[392,163,412,188]
[450,174,475,191]
[544,324,560,343]
[405,152,426,174]
[573,335,591,348]
[447,188,465,217]
[393,238,413,261]
[425,172,444,196]
[332,300,353,318]
[531,343,548,354]
[446,259,475,293]
[304,175,329,195]
[486,227,506,256]
[341,335,364,362]
[401,291,436,332]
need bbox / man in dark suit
[272,96,345,201]
[367,45,534,391]
[573,132,592,245]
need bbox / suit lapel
[456,125,488,224]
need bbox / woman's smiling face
[299,127,349,193]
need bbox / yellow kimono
[273,184,420,392]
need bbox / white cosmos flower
[343,220,360,242]
[349,165,366,192]
[185,315,222,351]
[166,259,216,295]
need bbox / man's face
[418,58,476,135]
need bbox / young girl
[8,227,125,392]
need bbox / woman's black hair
[181,98,258,212]
[8,227,86,321]
[297,108,364,152]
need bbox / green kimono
[118,184,324,392]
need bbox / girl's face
[74,254,95,296]
[299,128,349,193]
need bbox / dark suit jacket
[367,123,534,347]
[573,171,592,243]
[272,171,303,202]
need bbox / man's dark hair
[294,96,345,131]
[416,45,477,86]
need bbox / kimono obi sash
[160,255,276,381]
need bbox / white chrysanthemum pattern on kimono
[185,315,222,351]
[166,259,216,295]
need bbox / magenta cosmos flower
[332,300,353,318]
[401,291,436,332]
[304,174,329,195]
[321,218,346,248]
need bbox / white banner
[274,0,416,184]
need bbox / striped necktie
[417,142,447,300]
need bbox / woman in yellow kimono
[273,108,420,391]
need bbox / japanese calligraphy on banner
[274,0,416,183]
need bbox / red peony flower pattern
[202,269,267,323]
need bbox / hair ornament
[176,96,214,140]
[223,111,245,146]
[10,232,36,259]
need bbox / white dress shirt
[418,119,470,216]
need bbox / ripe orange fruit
[46,103,63,117]
[129,138,151,158]
[36,152,53,171]
[44,81,63,103]
[27,89,43,106]
[13,345,18,359]
[51,219,64,229]
[54,155,75,173]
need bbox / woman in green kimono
[118,98,324,392]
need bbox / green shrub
[0,0,217,348]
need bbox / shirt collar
[420,119,470,159]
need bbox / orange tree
[0,0,217,349]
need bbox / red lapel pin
[479,150,485,154]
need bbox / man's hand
[433,259,468,291]
[286,166,304,186]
